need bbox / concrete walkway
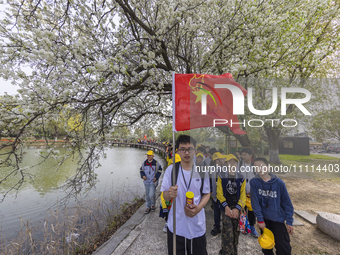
[319,153,340,158]
[94,175,262,255]
[112,200,262,255]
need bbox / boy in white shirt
[161,135,210,255]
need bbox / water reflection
[0,146,166,239]
[0,148,79,194]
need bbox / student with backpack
[250,158,294,255]
[140,150,162,214]
[210,152,226,236]
[217,154,246,255]
[161,135,210,255]
[160,153,181,233]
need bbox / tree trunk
[217,126,256,157]
[264,126,282,164]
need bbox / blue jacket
[140,159,162,185]
[250,173,294,226]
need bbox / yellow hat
[196,153,204,158]
[225,154,239,162]
[168,154,181,165]
[175,153,181,163]
[258,228,275,250]
[212,152,226,161]
[146,150,154,156]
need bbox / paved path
[111,199,262,255]
[315,153,340,158]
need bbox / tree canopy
[1,0,339,198]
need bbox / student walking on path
[140,150,162,214]
[217,154,246,255]
[250,158,294,255]
[161,135,210,255]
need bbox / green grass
[277,154,340,179]
[279,154,339,162]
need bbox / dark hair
[197,147,205,153]
[176,135,196,149]
[241,148,252,155]
[232,153,240,159]
[253,157,269,166]
[218,148,224,154]
[209,148,218,155]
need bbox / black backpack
[171,162,207,195]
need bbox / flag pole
[172,131,176,255]
[171,72,176,254]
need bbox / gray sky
[0,78,18,95]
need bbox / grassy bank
[0,197,145,255]
[279,154,339,162]
[268,154,340,179]
[74,198,144,254]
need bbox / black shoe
[211,226,221,236]
[151,205,156,212]
[145,208,151,214]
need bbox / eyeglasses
[178,148,195,153]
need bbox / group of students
[140,135,294,255]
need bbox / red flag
[144,135,147,140]
[172,73,247,134]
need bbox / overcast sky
[0,79,18,95]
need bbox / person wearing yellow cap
[195,153,204,166]
[210,151,226,236]
[217,154,246,255]
[140,150,162,214]
[167,153,181,167]
[250,157,294,255]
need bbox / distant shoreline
[0,138,72,147]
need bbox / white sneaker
[163,223,167,233]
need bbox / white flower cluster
[0,0,337,162]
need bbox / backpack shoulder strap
[171,162,181,186]
[154,160,157,175]
[199,170,206,195]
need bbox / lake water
[0,146,166,240]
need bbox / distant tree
[112,124,130,139]
[133,127,143,139]
[309,108,340,142]
[157,123,172,142]
[144,127,155,139]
